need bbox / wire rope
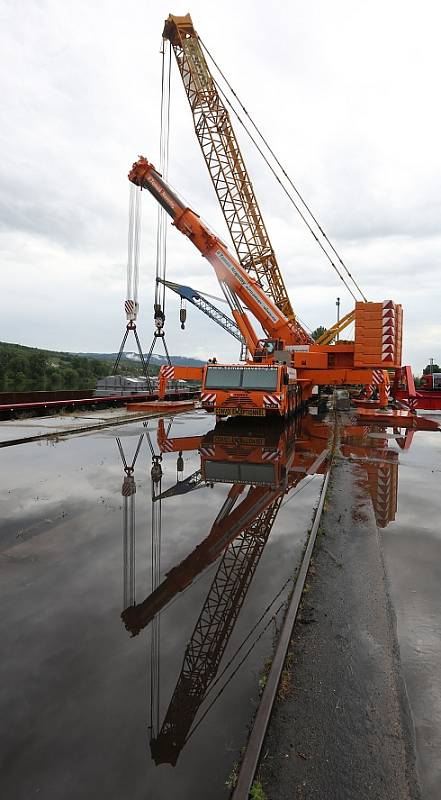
[186,601,286,743]
[155,40,172,314]
[200,38,367,304]
[212,76,358,303]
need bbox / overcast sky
[1,0,440,372]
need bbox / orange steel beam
[157,419,203,453]
[297,368,386,385]
[231,309,259,353]
[158,364,203,398]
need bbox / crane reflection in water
[115,412,416,766]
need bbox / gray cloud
[1,0,440,372]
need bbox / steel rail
[0,390,199,418]
[231,419,336,799]
[0,406,195,449]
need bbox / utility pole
[430,357,434,374]
[336,297,340,342]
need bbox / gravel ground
[259,454,421,800]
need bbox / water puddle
[2,409,439,799]
[0,411,328,799]
[340,417,441,799]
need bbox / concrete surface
[260,456,421,800]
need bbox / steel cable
[155,41,172,314]
[200,38,367,303]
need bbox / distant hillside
[0,341,202,393]
[74,351,205,368]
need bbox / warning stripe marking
[160,366,174,380]
[263,394,280,408]
[201,393,216,404]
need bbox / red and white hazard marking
[263,394,280,408]
[125,300,138,318]
[122,475,136,496]
[160,365,174,380]
[201,393,216,404]
[376,466,391,509]
[160,439,175,452]
[262,448,279,462]
[200,445,215,458]
[403,397,418,412]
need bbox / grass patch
[250,779,267,800]
[258,657,272,693]
[278,650,294,701]
[225,760,239,790]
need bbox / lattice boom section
[152,495,282,761]
[354,300,403,368]
[168,29,295,323]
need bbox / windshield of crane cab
[205,366,278,391]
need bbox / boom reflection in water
[116,411,424,767]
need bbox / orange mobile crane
[129,14,404,419]
[129,157,402,417]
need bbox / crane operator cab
[254,339,283,363]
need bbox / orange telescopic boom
[129,157,304,349]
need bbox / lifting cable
[117,434,144,612]
[127,183,141,311]
[145,427,163,738]
[186,590,288,744]
[199,38,367,304]
[113,182,150,379]
[144,39,173,373]
[155,39,172,321]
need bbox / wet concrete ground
[0,407,168,446]
[260,413,440,800]
[381,420,441,799]
[0,410,324,799]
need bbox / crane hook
[180,299,187,330]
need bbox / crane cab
[201,362,303,418]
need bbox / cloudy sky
[1,0,440,372]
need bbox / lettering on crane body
[148,175,178,213]
[214,249,279,324]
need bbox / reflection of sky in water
[380,429,441,800]
[0,411,323,800]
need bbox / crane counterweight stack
[354,300,403,368]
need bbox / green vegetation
[250,780,267,800]
[225,760,239,790]
[311,325,326,341]
[0,341,157,392]
[423,363,440,374]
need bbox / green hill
[0,341,158,393]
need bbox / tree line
[0,342,156,393]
